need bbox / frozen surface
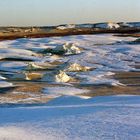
[0,34,140,139]
[0,34,139,86]
[0,95,140,140]
[43,86,90,98]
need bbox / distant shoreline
[0,22,140,40]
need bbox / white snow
[0,34,138,86]
[0,33,139,139]
[43,86,89,97]
[57,24,76,30]
[0,95,140,140]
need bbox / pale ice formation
[44,42,81,55]
[95,22,120,29]
[55,70,72,83]
[57,24,76,30]
[65,63,93,72]
[43,86,90,97]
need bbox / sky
[0,0,140,26]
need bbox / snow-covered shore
[0,95,140,140]
[0,22,140,40]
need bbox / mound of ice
[43,70,72,83]
[95,22,120,29]
[45,43,81,55]
[57,24,75,30]
[25,72,43,80]
[55,43,81,55]
[55,71,71,83]
[65,63,93,72]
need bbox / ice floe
[44,42,81,55]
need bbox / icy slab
[27,61,60,70]
[65,63,93,72]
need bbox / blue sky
[0,0,140,26]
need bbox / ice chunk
[53,43,81,55]
[56,24,75,30]
[45,43,81,55]
[0,76,6,80]
[55,71,71,83]
[25,72,43,80]
[66,63,93,72]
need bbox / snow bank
[0,95,140,140]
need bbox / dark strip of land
[0,27,140,41]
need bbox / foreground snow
[0,33,139,139]
[0,95,140,140]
